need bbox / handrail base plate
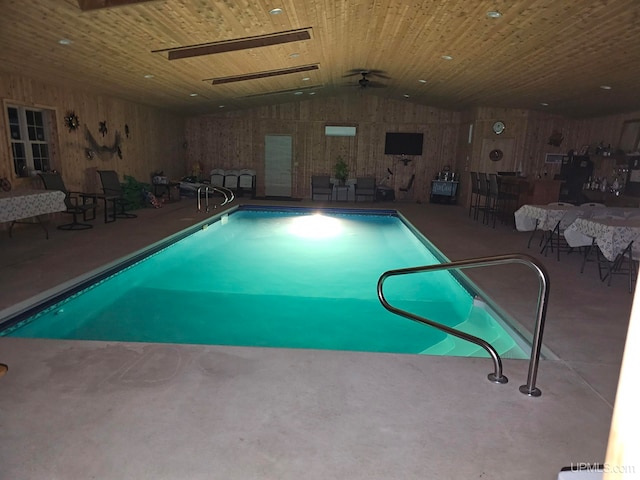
[489,373,508,384]
[519,385,542,397]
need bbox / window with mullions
[6,105,52,177]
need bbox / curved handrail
[377,253,550,397]
[197,185,235,212]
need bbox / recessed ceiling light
[486,11,502,18]
[289,53,300,58]
[143,74,154,79]
[600,85,612,90]
[294,91,304,95]
[418,79,427,84]
[218,105,225,108]
[189,93,198,97]
[302,77,310,81]
[441,55,453,61]
[540,102,549,106]
[403,94,410,98]
[309,92,316,95]
[58,39,73,45]
[270,8,283,15]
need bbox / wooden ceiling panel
[1,0,639,117]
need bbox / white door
[265,135,292,197]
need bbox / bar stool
[487,173,502,228]
[477,172,490,224]
[469,171,481,220]
[497,177,520,227]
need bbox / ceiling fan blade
[343,69,391,80]
[342,71,366,78]
[368,72,391,80]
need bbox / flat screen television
[384,132,424,156]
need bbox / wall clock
[492,121,506,135]
[489,149,504,161]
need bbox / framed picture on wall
[545,153,564,164]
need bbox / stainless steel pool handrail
[197,185,235,212]
[377,253,550,397]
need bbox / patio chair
[38,172,97,230]
[238,169,256,197]
[223,170,240,191]
[210,169,225,187]
[97,170,137,219]
[583,240,639,293]
[354,177,376,202]
[311,175,333,201]
[540,203,581,261]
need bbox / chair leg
[473,194,481,220]
[597,248,607,281]
[57,211,93,231]
[541,222,560,258]
[115,201,137,219]
[527,220,539,249]
[580,241,596,274]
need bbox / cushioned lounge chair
[38,172,97,230]
[311,175,333,201]
[354,177,376,202]
[238,169,256,197]
[97,170,137,219]
[210,169,225,187]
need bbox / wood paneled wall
[185,94,462,202]
[3,69,639,210]
[462,106,640,208]
[0,72,186,194]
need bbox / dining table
[0,188,67,239]
[564,216,640,262]
[515,204,640,232]
[514,204,580,232]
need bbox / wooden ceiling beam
[155,29,312,61]
[209,64,319,85]
[77,0,160,11]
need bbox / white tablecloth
[514,204,580,232]
[564,217,640,261]
[514,204,639,233]
[0,189,66,223]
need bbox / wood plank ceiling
[1,0,639,118]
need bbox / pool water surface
[1,207,529,358]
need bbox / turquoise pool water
[1,206,528,358]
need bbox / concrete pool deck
[0,197,634,479]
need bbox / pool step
[420,306,522,357]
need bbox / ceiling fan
[343,69,389,88]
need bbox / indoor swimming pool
[0,206,529,358]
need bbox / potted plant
[334,156,349,185]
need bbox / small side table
[90,193,119,223]
[153,182,181,202]
[334,185,350,202]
